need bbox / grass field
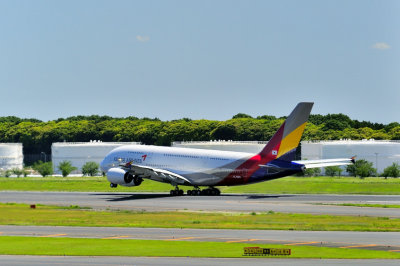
[1,203,400,231]
[1,176,400,194]
[1,236,400,259]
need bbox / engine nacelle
[106,168,143,187]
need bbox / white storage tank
[0,143,23,170]
[52,141,141,174]
[301,140,400,174]
[172,141,267,154]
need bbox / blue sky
[0,0,398,123]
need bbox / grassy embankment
[1,203,400,231]
[0,176,400,194]
[1,236,400,259]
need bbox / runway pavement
[1,191,400,217]
[1,256,398,266]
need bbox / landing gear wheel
[170,186,183,196]
[203,187,220,196]
[201,188,210,196]
[187,190,192,196]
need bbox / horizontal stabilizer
[294,158,355,169]
[301,162,352,169]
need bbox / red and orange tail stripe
[259,102,313,161]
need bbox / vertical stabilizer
[258,102,314,162]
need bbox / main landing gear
[187,187,221,196]
[170,186,184,196]
[186,188,200,196]
[169,186,221,196]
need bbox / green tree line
[0,113,398,155]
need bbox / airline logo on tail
[259,102,313,162]
[219,102,314,185]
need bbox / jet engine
[107,168,143,187]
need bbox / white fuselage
[100,145,253,185]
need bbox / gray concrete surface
[0,256,398,266]
[1,191,400,217]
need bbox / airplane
[100,102,354,196]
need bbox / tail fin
[259,102,314,162]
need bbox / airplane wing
[293,157,355,169]
[120,162,192,185]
